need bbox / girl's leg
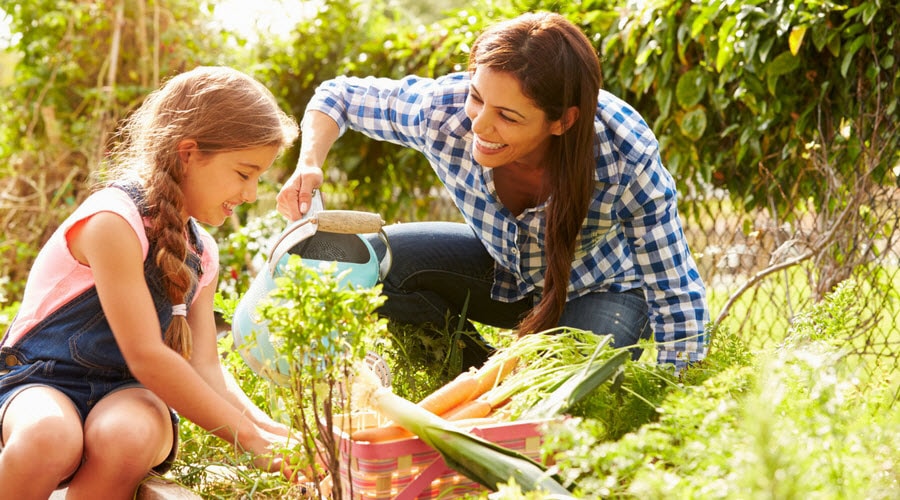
[0,386,84,499]
[64,387,173,500]
[558,289,653,359]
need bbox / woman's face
[464,66,566,169]
[180,143,280,226]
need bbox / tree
[0,0,233,299]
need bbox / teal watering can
[232,193,391,385]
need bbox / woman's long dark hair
[469,12,602,334]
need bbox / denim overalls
[0,185,202,452]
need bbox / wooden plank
[136,477,203,500]
[50,476,201,500]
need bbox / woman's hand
[277,110,340,221]
[276,165,324,221]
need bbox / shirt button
[510,248,518,255]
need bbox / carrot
[416,371,478,415]
[351,412,498,443]
[350,424,411,443]
[352,372,479,442]
[471,356,518,399]
[443,398,493,421]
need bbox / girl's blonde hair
[105,66,299,359]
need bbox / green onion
[521,347,630,419]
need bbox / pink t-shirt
[4,187,219,347]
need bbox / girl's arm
[186,277,293,435]
[70,212,297,477]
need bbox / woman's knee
[558,289,652,349]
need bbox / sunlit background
[206,0,315,43]
[0,1,310,50]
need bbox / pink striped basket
[334,414,547,499]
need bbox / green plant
[254,256,388,497]
[541,280,900,499]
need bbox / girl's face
[179,143,280,226]
[464,66,566,169]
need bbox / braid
[147,158,196,359]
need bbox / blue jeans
[366,221,652,367]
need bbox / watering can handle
[377,229,393,280]
[315,210,384,234]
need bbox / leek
[352,365,572,496]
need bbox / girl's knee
[83,402,172,469]
[1,420,84,479]
[88,413,168,448]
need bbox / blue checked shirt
[307,72,709,370]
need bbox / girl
[0,66,300,498]
[277,12,708,373]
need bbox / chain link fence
[686,179,899,380]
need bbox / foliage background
[0,0,897,495]
[3,0,896,374]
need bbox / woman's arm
[276,110,335,220]
[70,212,297,477]
[277,74,463,221]
[619,155,709,372]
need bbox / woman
[0,66,300,498]
[278,12,708,373]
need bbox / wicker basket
[334,413,546,499]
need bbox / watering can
[232,192,392,386]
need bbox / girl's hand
[239,423,304,482]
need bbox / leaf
[861,1,878,25]
[810,24,828,52]
[758,37,775,63]
[827,34,842,58]
[522,349,630,419]
[841,34,871,77]
[680,107,708,141]
[767,51,800,77]
[676,68,706,108]
[788,26,806,56]
[657,86,673,118]
[715,16,737,70]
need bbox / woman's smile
[464,67,562,169]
